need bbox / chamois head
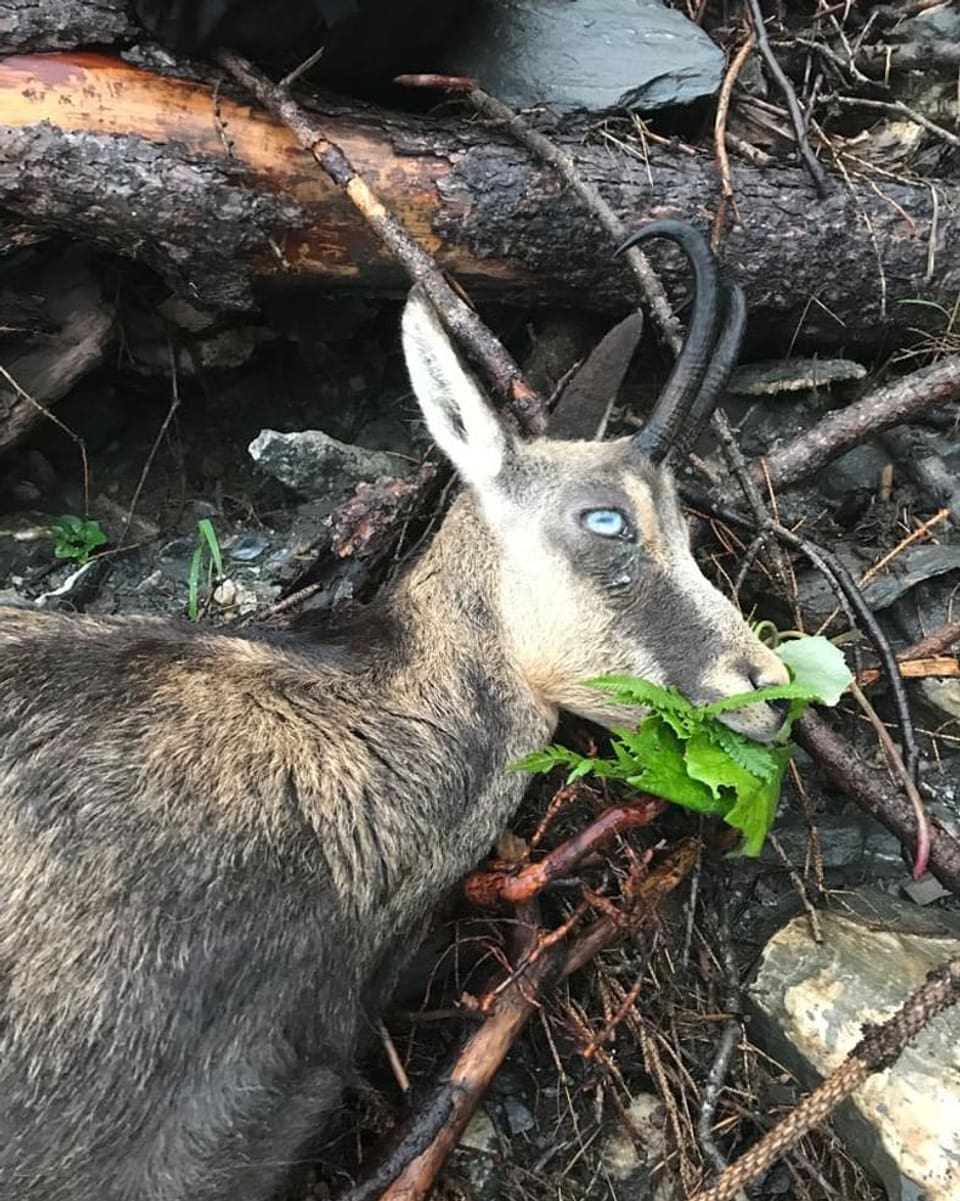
[402,221,788,741]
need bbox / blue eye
[581,508,628,538]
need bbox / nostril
[767,696,791,721]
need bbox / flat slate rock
[441,0,724,113]
[748,896,960,1201]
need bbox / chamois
[0,221,788,1201]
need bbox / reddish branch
[340,836,697,1201]
[464,796,665,907]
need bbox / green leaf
[776,636,852,706]
[50,516,107,565]
[517,642,843,857]
[616,717,724,814]
[707,722,782,782]
[697,680,821,717]
[509,746,586,776]
[721,746,792,856]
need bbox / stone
[248,428,408,507]
[747,898,960,1201]
[919,678,960,723]
[864,544,960,611]
[457,1108,501,1201]
[227,534,271,562]
[441,0,724,114]
[819,444,890,506]
[728,357,866,396]
[901,875,952,907]
[599,1093,678,1200]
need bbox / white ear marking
[401,288,511,488]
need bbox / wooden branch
[1,53,958,343]
[343,839,698,1201]
[0,251,114,454]
[748,356,960,496]
[795,712,960,895]
[463,796,664,908]
[216,50,546,434]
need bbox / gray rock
[599,1093,678,1200]
[864,544,960,611]
[728,357,866,396]
[901,875,952,907]
[501,1095,535,1135]
[248,428,407,506]
[820,443,890,505]
[441,0,723,114]
[920,678,960,723]
[747,900,960,1201]
[458,1109,501,1201]
[227,534,271,562]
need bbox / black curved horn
[668,282,747,462]
[615,219,720,463]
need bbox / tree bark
[1,51,958,341]
[0,0,137,53]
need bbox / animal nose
[748,664,791,720]
[749,662,790,692]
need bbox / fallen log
[0,53,958,341]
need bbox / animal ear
[402,288,513,488]
[549,311,644,442]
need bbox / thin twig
[828,93,960,150]
[0,363,90,516]
[849,680,930,878]
[743,0,831,196]
[696,888,744,1176]
[119,339,181,547]
[712,33,757,250]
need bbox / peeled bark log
[1,52,959,341]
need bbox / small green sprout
[187,518,224,621]
[513,635,852,857]
[50,516,108,565]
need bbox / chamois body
[0,235,790,1200]
[0,500,547,1201]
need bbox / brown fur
[0,292,788,1200]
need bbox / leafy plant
[513,635,852,857]
[50,515,108,565]
[187,518,223,621]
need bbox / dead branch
[1,53,957,348]
[744,0,830,197]
[744,355,960,496]
[899,620,960,661]
[342,840,698,1201]
[463,796,664,908]
[0,253,113,455]
[215,50,546,435]
[711,32,757,251]
[690,955,960,1201]
[795,711,960,895]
